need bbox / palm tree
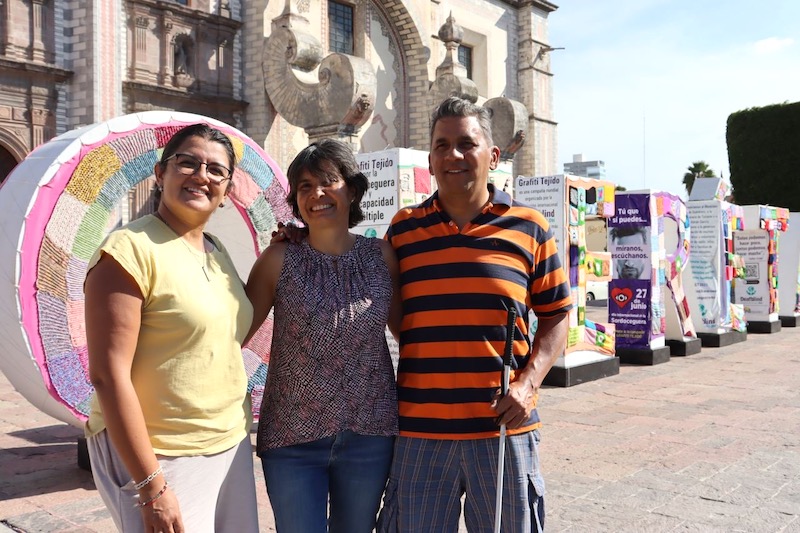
[683,161,716,195]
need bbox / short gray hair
[429,96,494,145]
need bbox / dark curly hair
[286,139,368,228]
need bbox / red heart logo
[611,287,633,308]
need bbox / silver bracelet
[135,481,169,508]
[133,465,162,491]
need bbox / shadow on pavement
[0,426,96,500]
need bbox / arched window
[0,145,18,185]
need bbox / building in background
[0,0,560,187]
[564,153,606,180]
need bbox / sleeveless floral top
[256,235,399,452]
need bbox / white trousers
[87,430,259,532]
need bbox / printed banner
[609,227,651,281]
[733,230,772,318]
[686,201,723,332]
[516,174,616,359]
[609,194,651,228]
[515,175,565,260]
[734,205,789,320]
[354,148,430,238]
[609,279,652,347]
[777,212,800,316]
[356,150,401,226]
[608,192,666,349]
[609,194,652,282]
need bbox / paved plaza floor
[1,312,799,532]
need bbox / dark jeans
[261,430,394,533]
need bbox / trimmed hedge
[727,101,800,209]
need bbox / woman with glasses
[245,139,401,533]
[84,124,259,532]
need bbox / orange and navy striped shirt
[386,185,572,439]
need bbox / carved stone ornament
[429,12,477,103]
[263,15,376,137]
[173,73,194,88]
[484,97,529,160]
[30,108,49,126]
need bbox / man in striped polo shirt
[378,97,572,532]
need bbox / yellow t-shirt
[85,215,254,456]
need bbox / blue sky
[549,1,800,197]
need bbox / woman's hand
[140,485,185,533]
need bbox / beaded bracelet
[135,481,169,509]
[133,466,162,491]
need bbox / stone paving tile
[546,473,604,500]
[681,477,741,502]
[0,498,40,519]
[624,486,682,512]
[668,523,731,533]
[3,512,88,532]
[706,507,798,533]
[763,487,800,517]
[548,498,647,531]
[677,460,731,482]
[623,469,695,494]
[652,493,748,524]
[556,410,632,428]
[626,512,689,532]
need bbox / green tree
[683,161,716,195]
[615,184,627,192]
[727,101,800,210]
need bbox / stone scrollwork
[484,97,529,160]
[263,16,376,140]
[340,92,372,135]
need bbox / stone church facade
[0,0,559,185]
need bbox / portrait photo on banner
[610,226,650,280]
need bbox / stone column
[159,17,174,85]
[131,15,149,82]
[30,0,47,62]
[0,0,7,55]
[516,2,558,177]
[30,108,48,148]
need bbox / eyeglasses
[162,153,232,185]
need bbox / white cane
[494,305,517,533]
